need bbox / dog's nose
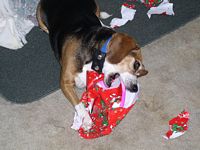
[129,84,138,93]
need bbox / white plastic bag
[0,0,38,50]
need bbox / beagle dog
[37,0,148,130]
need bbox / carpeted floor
[0,17,199,150]
[1,0,200,103]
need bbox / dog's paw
[71,112,82,130]
[74,103,93,130]
[82,112,93,131]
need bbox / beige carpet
[0,17,200,150]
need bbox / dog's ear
[130,44,143,61]
[136,69,148,77]
[107,33,140,64]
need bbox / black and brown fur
[36,0,148,106]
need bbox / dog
[37,0,148,130]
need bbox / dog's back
[40,0,101,59]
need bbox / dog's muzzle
[127,83,138,93]
[106,73,138,93]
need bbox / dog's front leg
[60,54,92,130]
[60,71,92,130]
[60,38,82,106]
[60,80,79,106]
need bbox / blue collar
[100,37,112,53]
[91,36,112,73]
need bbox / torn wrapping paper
[102,0,174,28]
[163,110,189,140]
[72,71,139,139]
[139,0,163,8]
[100,12,113,19]
[147,0,174,18]
[110,4,136,28]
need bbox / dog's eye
[134,60,140,70]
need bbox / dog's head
[103,33,148,92]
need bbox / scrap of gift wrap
[110,4,136,28]
[147,0,175,18]
[71,71,139,139]
[101,0,174,28]
[163,110,189,140]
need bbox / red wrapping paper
[78,71,138,139]
[164,110,189,139]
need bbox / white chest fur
[75,62,92,88]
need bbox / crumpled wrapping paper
[72,71,139,139]
[147,0,174,18]
[110,4,136,28]
[102,0,174,28]
[163,110,189,140]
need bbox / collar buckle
[91,37,112,73]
